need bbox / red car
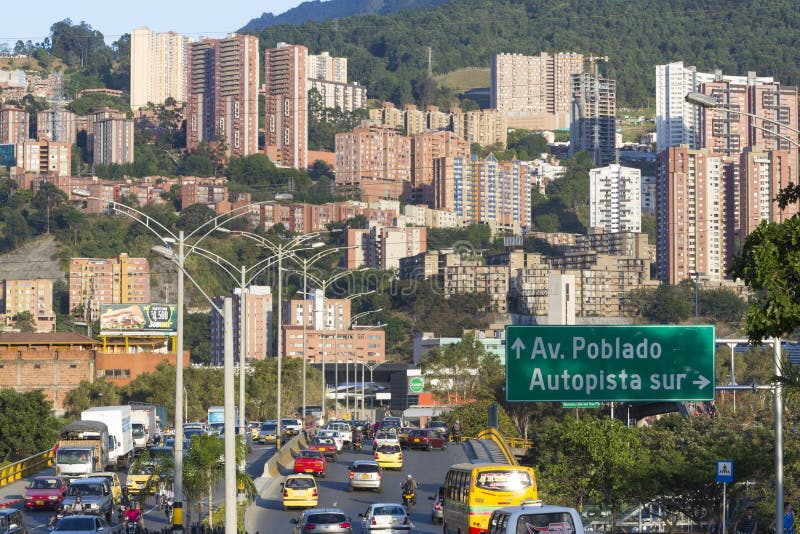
[407,428,447,450]
[24,476,68,510]
[308,437,338,461]
[293,449,327,477]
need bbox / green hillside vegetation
[250,0,800,108]
[434,68,490,91]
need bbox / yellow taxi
[282,474,318,510]
[126,463,158,495]
[397,426,416,448]
[248,421,261,441]
[374,443,403,470]
[86,472,123,503]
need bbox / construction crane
[586,54,609,75]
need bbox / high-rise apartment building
[433,154,532,234]
[335,124,412,199]
[490,52,584,129]
[656,146,727,284]
[264,42,307,169]
[36,109,77,145]
[130,27,191,111]
[0,106,29,144]
[697,74,798,175]
[187,34,259,159]
[346,224,427,270]
[411,130,471,204]
[1,278,56,332]
[655,62,775,153]
[570,72,617,166]
[281,290,386,363]
[589,164,642,233]
[739,147,797,237]
[93,116,134,165]
[307,78,366,113]
[69,254,150,320]
[307,51,347,83]
[452,108,507,148]
[210,286,272,365]
[14,139,71,176]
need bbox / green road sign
[408,377,425,394]
[562,402,602,408]
[506,325,715,402]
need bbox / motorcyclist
[451,420,462,442]
[47,505,67,528]
[124,500,144,531]
[71,497,86,514]
[401,474,418,504]
[120,486,132,507]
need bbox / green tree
[421,332,503,404]
[441,398,518,439]
[0,389,61,461]
[62,379,122,417]
[13,311,36,332]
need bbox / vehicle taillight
[374,454,379,460]
[339,522,351,528]
[377,471,381,479]
[371,517,377,525]
[403,517,409,525]
[312,489,317,497]
[349,471,354,480]
[435,503,442,510]
[283,490,289,497]
[398,453,403,460]
[303,524,315,530]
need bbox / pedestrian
[771,503,795,534]
[735,506,758,534]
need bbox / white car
[359,503,413,532]
[372,430,400,451]
[325,421,353,444]
[316,430,345,451]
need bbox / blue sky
[1,0,304,48]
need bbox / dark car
[406,428,447,450]
[50,515,119,534]
[24,475,68,510]
[0,508,26,534]
[291,508,354,534]
[62,477,114,520]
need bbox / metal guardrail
[0,448,55,488]
[477,428,518,466]
[505,437,532,450]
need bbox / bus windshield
[476,470,533,492]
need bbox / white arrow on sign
[511,338,526,359]
[692,375,710,390]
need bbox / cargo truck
[81,406,134,469]
[131,405,157,450]
[55,420,109,480]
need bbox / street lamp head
[311,241,325,249]
[152,245,176,260]
[685,92,719,109]
[72,188,91,198]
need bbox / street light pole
[223,297,236,534]
[239,266,246,437]
[174,231,185,529]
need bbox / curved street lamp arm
[184,200,271,241]
[292,246,344,270]
[91,198,178,243]
[189,247,240,283]
[167,256,224,316]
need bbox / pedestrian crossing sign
[716,460,733,483]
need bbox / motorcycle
[47,506,69,530]
[124,520,139,534]
[450,429,461,443]
[402,490,416,512]
[164,500,174,524]
[353,438,363,451]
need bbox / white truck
[131,405,157,449]
[55,420,110,480]
[207,406,225,435]
[81,406,135,470]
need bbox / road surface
[246,441,469,534]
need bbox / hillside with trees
[249,0,800,108]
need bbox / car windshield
[408,430,424,437]
[281,419,296,426]
[307,513,346,524]
[299,450,321,459]
[516,512,576,534]
[285,477,315,489]
[54,517,96,530]
[376,431,395,439]
[377,445,400,453]
[374,505,406,516]
[352,463,379,473]
[57,449,91,464]
[475,470,533,492]
[261,424,277,431]
[132,424,146,438]
[0,517,6,530]
[68,483,103,496]
[130,464,155,475]
[31,478,60,489]
[312,438,334,445]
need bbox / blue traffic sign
[716,460,733,483]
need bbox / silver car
[347,460,382,492]
[359,503,412,532]
[50,515,119,533]
[291,508,353,534]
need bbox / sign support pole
[722,482,726,534]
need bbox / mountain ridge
[240,0,449,31]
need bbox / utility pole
[427,47,432,79]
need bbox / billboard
[99,303,177,336]
[0,144,15,167]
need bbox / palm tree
[182,434,256,528]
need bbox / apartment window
[234,101,240,119]
[269,115,275,133]
[284,99,290,117]
[284,128,290,145]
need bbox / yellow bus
[442,463,538,534]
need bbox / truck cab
[56,420,109,481]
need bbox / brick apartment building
[69,254,150,321]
